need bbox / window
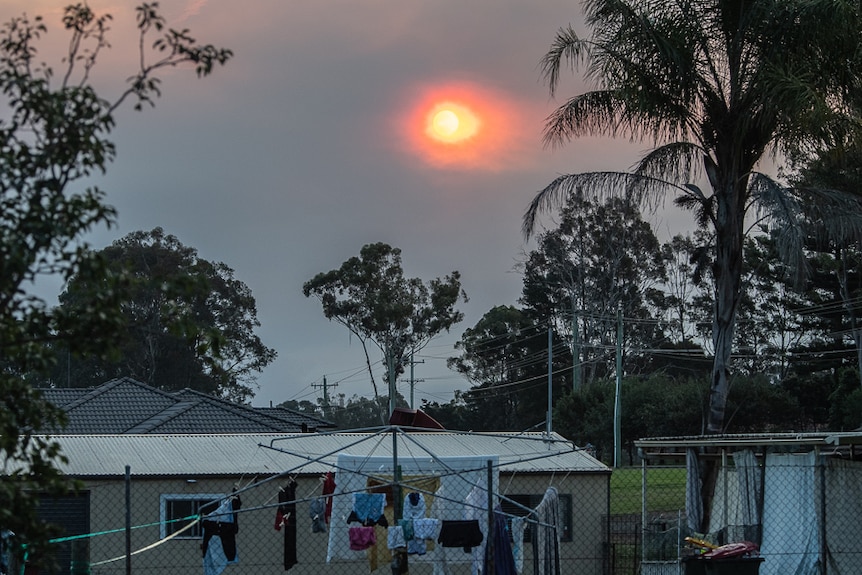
[500,493,572,542]
[160,494,222,539]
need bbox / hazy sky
[10,0,683,408]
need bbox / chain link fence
[14,444,862,575]
[22,461,610,575]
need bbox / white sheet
[760,452,819,575]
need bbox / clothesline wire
[89,514,200,566]
[230,427,393,503]
[253,426,577,528]
[226,462,559,531]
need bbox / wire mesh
[18,446,862,575]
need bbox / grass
[610,467,687,515]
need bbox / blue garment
[309,498,326,533]
[484,507,516,575]
[203,533,238,575]
[352,492,386,523]
[403,492,427,555]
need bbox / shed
[634,432,862,575]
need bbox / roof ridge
[258,405,335,427]
[176,389,303,432]
[61,377,127,411]
[124,400,197,434]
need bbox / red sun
[397,81,519,171]
[426,102,480,143]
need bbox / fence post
[125,465,131,575]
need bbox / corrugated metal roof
[48,431,609,477]
[635,431,862,450]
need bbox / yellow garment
[364,475,441,572]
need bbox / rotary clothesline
[25,426,571,575]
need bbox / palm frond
[634,141,704,184]
[540,25,587,97]
[522,171,684,239]
[796,186,862,247]
[748,173,808,287]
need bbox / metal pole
[614,307,623,467]
[125,465,131,575]
[486,460,495,575]
[547,326,553,437]
[818,448,826,575]
[641,458,647,567]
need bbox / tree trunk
[707,181,746,435]
[701,175,747,532]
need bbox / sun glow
[426,103,479,143]
[432,109,459,137]
[396,81,529,171]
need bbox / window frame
[159,493,222,539]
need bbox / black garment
[201,520,238,562]
[346,510,389,527]
[200,496,242,561]
[278,481,298,571]
[438,520,484,552]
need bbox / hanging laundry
[413,518,441,542]
[402,492,427,555]
[509,517,526,574]
[532,487,561,575]
[203,533,232,575]
[322,471,336,524]
[438,520,484,551]
[309,498,326,533]
[484,507,516,575]
[464,484,488,575]
[201,494,241,575]
[348,526,377,550]
[275,480,298,571]
[387,525,407,550]
[348,492,387,526]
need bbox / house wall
[61,471,608,575]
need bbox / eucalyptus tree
[521,194,667,384]
[448,305,548,430]
[523,0,862,434]
[53,228,276,402]
[303,242,466,423]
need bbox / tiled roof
[37,377,334,435]
[39,388,89,405]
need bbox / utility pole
[572,294,580,392]
[311,376,337,418]
[387,344,396,418]
[407,353,424,409]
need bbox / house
[38,377,335,434]
[31,430,610,575]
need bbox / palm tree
[523,0,862,434]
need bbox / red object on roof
[388,407,445,430]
